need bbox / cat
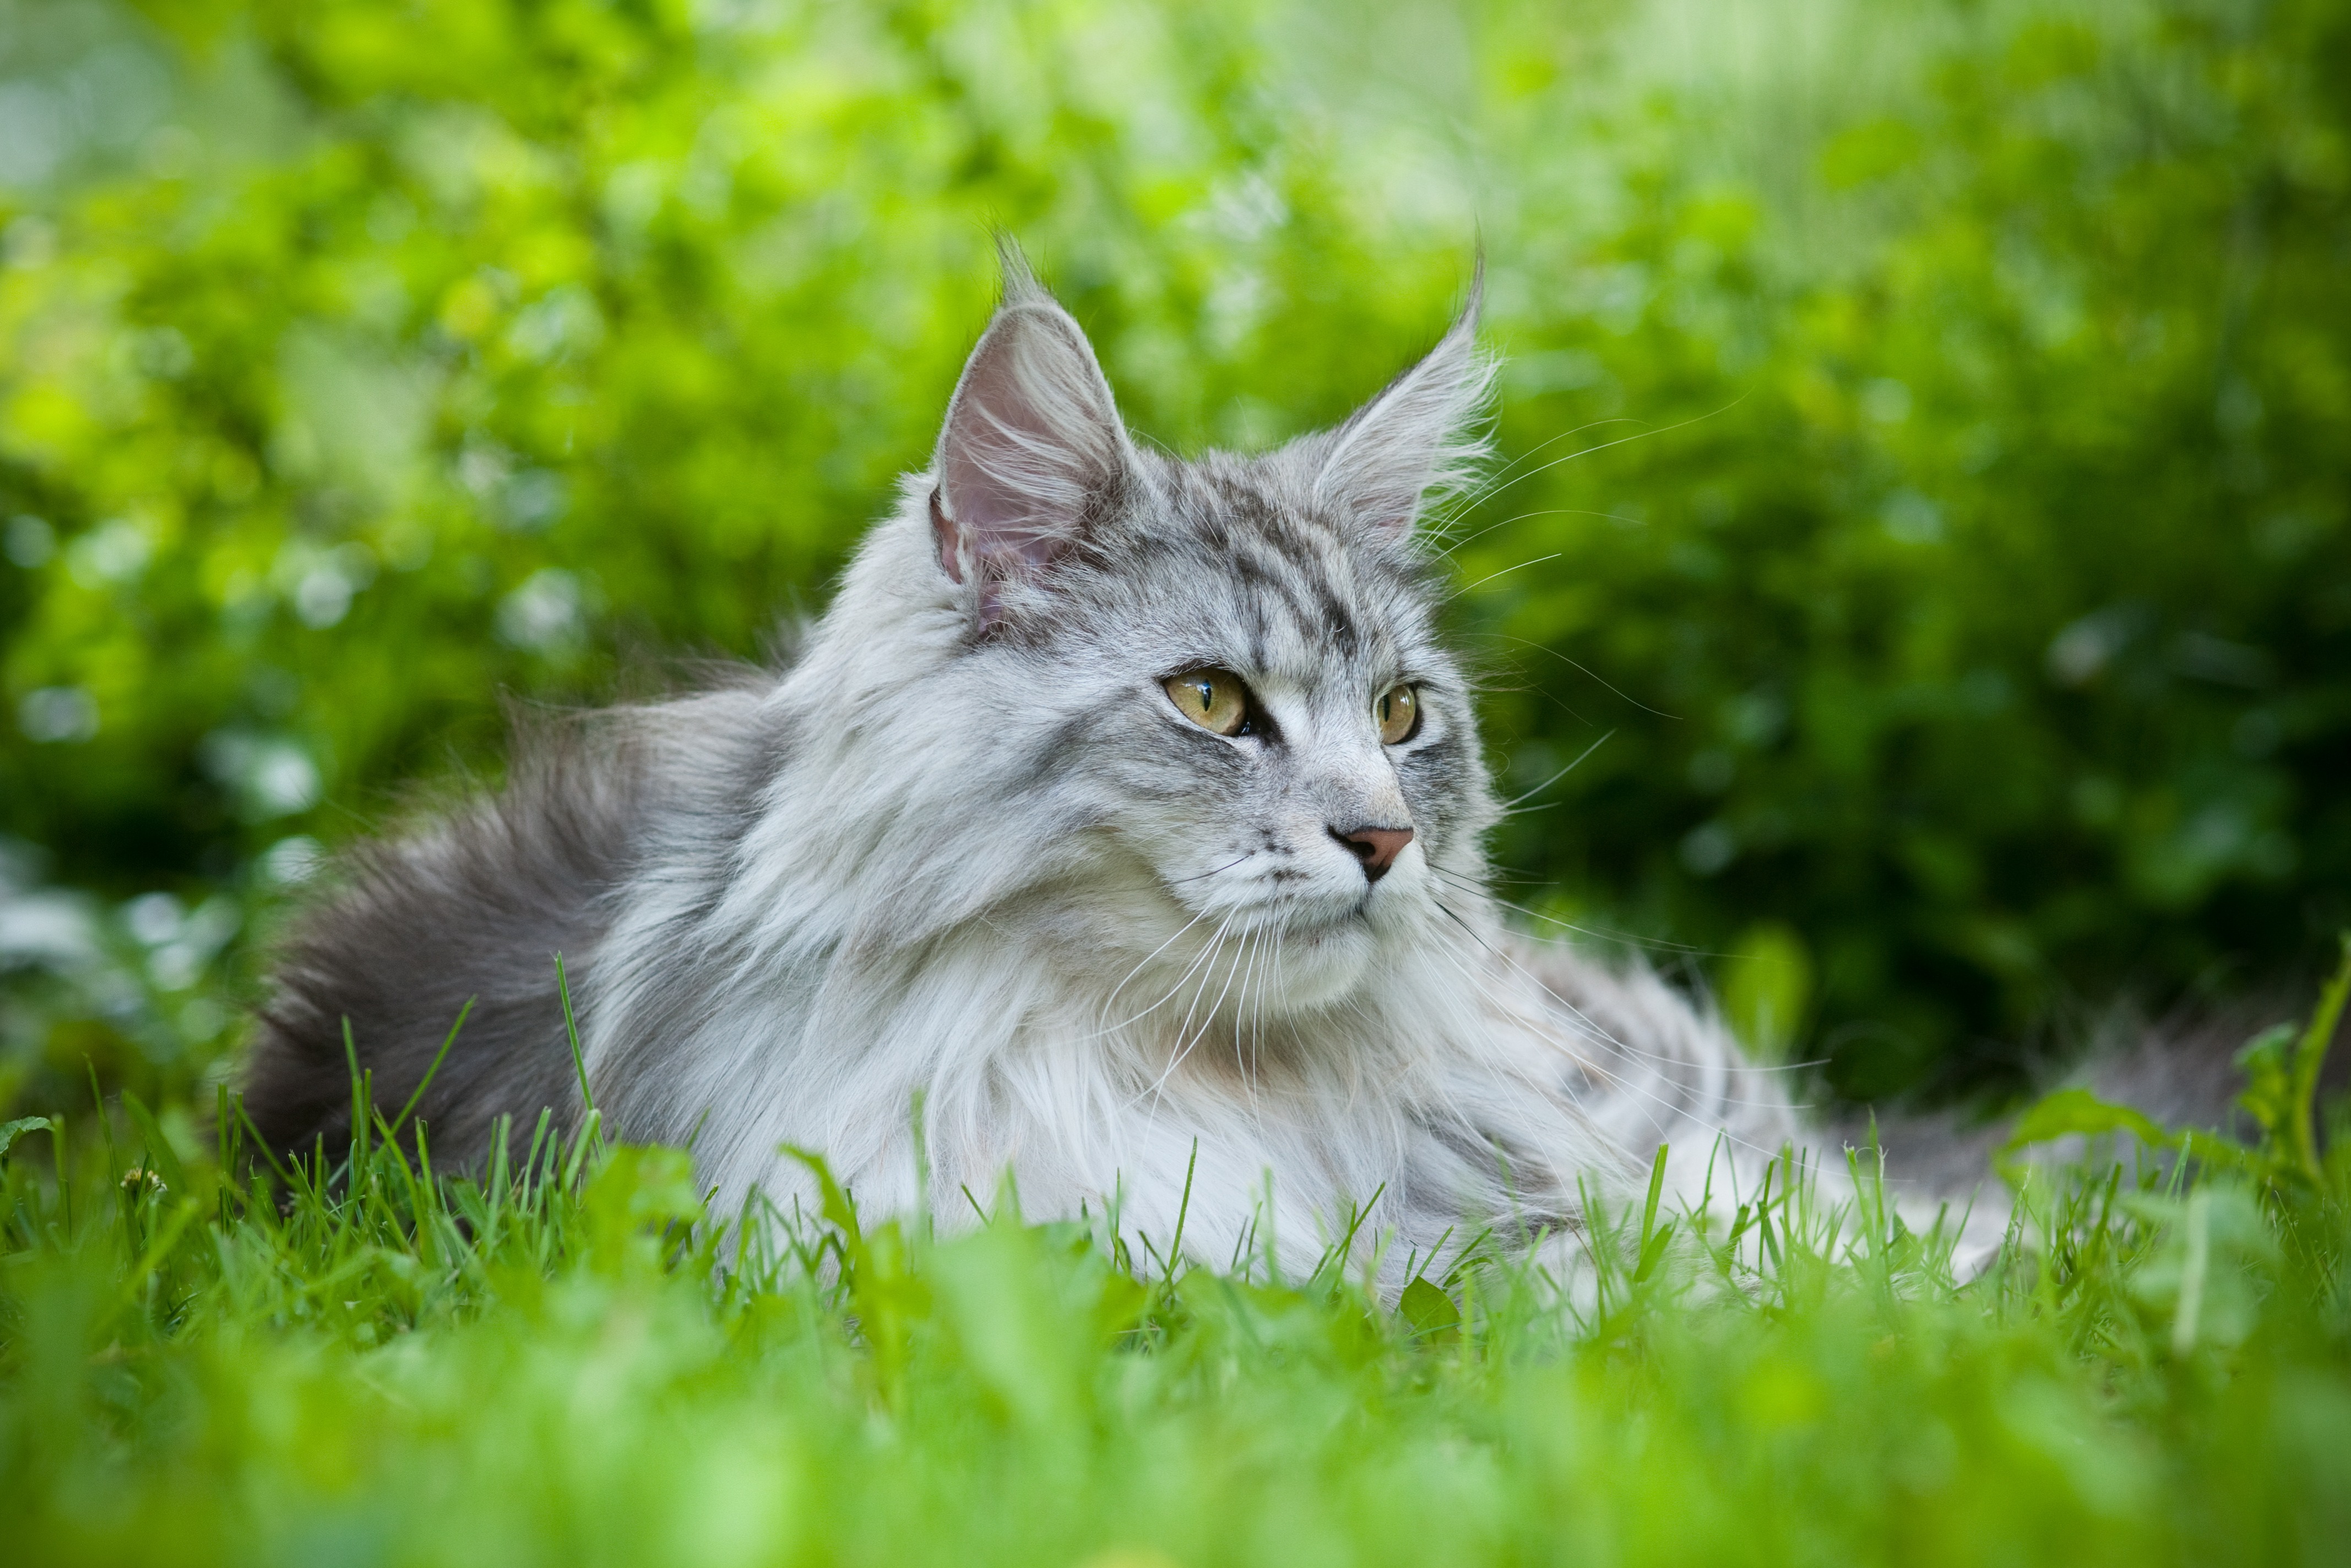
[245,248,1995,1287]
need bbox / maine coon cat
[246,252,1973,1284]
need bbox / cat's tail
[1508,933,2347,1279]
[241,709,645,1169]
[1849,986,2349,1201]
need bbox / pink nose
[1332,825,1414,883]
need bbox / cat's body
[247,255,1952,1284]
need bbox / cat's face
[921,254,1495,1015]
[978,456,1492,1010]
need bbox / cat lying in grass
[245,249,1993,1287]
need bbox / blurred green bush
[0,0,2344,1112]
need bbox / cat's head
[884,250,1496,1016]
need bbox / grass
[4,955,2350,1566]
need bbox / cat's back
[242,682,775,1165]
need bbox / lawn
[6,953,2349,1566]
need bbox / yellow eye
[1375,683,1419,744]
[1164,668,1249,737]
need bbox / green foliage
[2234,935,2351,1184]
[1721,921,1815,1063]
[2,0,2348,1113]
[2006,930,2351,1194]
[1463,0,2351,1094]
[6,1048,2351,1562]
[2005,1086,2175,1163]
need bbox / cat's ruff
[246,253,1980,1287]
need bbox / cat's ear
[930,246,1131,624]
[1312,272,1494,538]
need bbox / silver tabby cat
[247,253,1976,1286]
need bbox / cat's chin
[1236,917,1378,1015]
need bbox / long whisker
[1422,866,1750,965]
[1449,396,1747,518]
[1452,630,1682,720]
[1164,852,1252,885]
[1423,873,1823,1085]
[1422,416,1647,526]
[1428,505,1654,562]
[1233,922,1266,1089]
[1101,910,1236,1046]
[1130,912,1242,1134]
[1449,553,1562,594]
[1136,914,1256,1108]
[1495,729,1614,813]
[1101,903,1214,1014]
[1253,927,1279,1079]
[1425,902,1813,1147]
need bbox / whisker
[1449,553,1562,594]
[1136,914,1256,1108]
[1424,416,1646,524]
[1453,630,1681,720]
[1164,852,1252,885]
[1429,505,1654,562]
[1234,922,1267,1088]
[1495,729,1614,812]
[1082,915,1230,1042]
[1102,911,1237,1052]
[1424,898,1810,1146]
[1450,396,1747,518]
[1101,904,1214,1013]
[1422,875,1823,1081]
[1422,869,1743,962]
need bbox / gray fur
[246,712,631,1159]
[252,255,2010,1286]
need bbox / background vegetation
[1,0,2347,1114]
[4,2,2350,1559]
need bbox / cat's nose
[1331,824,1415,883]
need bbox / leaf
[2232,1021,2298,1142]
[584,1144,706,1276]
[0,1116,55,1162]
[1634,1219,1679,1284]
[2002,1087,2175,1161]
[779,1144,864,1248]
[2227,932,2350,1185]
[2283,933,2351,1181]
[929,1222,1083,1430]
[1400,1276,1460,1341]
[1723,924,1812,1062]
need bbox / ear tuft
[992,232,1054,312]
[932,243,1130,625]
[1312,270,1495,538]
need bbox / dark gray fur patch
[1396,735,1472,853]
[241,712,649,1168]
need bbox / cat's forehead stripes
[1090,454,1445,688]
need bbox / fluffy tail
[242,715,645,1167]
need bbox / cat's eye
[1165,668,1249,737]
[1375,683,1420,745]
